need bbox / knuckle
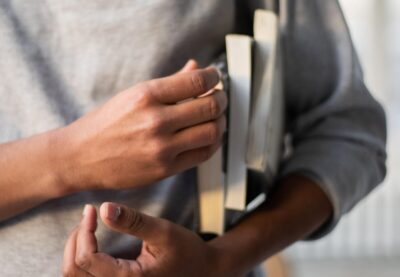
[75,253,91,271]
[191,72,207,92]
[147,112,166,133]
[126,210,145,233]
[150,139,170,162]
[206,96,221,118]
[207,122,220,144]
[133,83,155,104]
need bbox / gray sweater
[0,0,386,276]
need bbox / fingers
[145,67,220,104]
[100,202,170,244]
[63,227,94,277]
[71,205,137,277]
[172,115,226,154]
[168,89,227,131]
[76,205,98,260]
[173,139,222,173]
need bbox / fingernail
[82,204,90,217]
[210,67,222,82]
[106,204,121,222]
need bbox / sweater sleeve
[277,0,387,239]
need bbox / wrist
[46,126,85,196]
[208,236,251,277]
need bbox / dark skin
[61,62,333,277]
[63,174,332,277]
[0,61,226,221]
[0,57,332,275]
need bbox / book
[246,9,284,191]
[197,148,225,235]
[225,10,284,213]
[197,9,284,235]
[225,34,253,211]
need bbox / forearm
[0,128,73,221]
[210,174,333,276]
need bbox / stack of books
[198,10,284,236]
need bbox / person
[0,0,386,276]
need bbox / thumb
[100,202,169,244]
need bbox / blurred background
[268,0,400,276]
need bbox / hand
[63,203,242,277]
[58,60,227,191]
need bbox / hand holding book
[198,10,284,235]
